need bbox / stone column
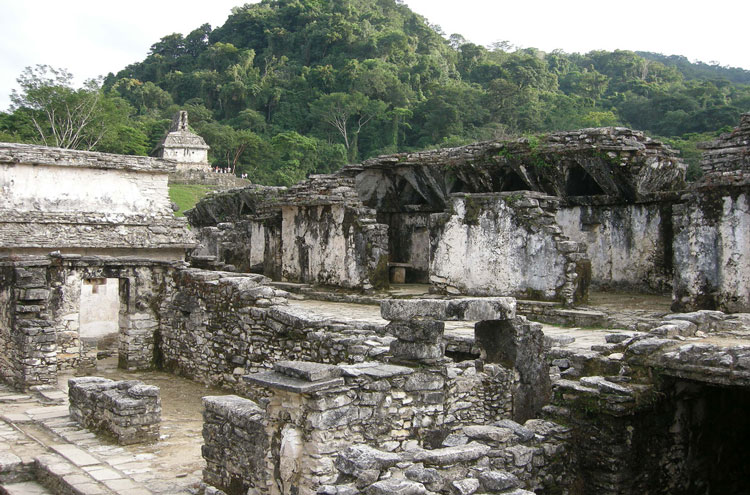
[245,361,354,495]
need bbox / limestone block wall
[68,377,161,444]
[673,187,750,312]
[281,204,388,290]
[0,143,195,257]
[202,395,268,495]
[557,201,673,292]
[0,259,57,389]
[0,162,171,217]
[430,192,588,305]
[158,268,397,394]
[206,356,564,495]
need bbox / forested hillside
[3,0,750,183]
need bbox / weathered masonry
[0,143,195,389]
[190,115,750,314]
[189,126,687,307]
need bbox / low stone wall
[68,376,161,445]
[204,353,563,495]
[202,395,268,495]
[158,268,395,394]
[168,169,250,189]
[325,417,572,495]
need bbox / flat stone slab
[1,481,54,495]
[381,298,515,322]
[273,361,342,382]
[341,362,413,379]
[50,444,101,467]
[0,394,32,402]
[1,413,32,423]
[244,371,344,393]
[412,442,491,465]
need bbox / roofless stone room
[1,1,750,494]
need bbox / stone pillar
[118,278,156,370]
[386,319,445,365]
[244,361,354,495]
[10,264,57,389]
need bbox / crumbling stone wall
[430,192,587,305]
[0,255,173,389]
[281,204,385,289]
[672,187,750,312]
[158,268,397,393]
[202,395,269,495]
[557,199,675,292]
[699,113,750,179]
[68,376,161,444]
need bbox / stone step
[1,481,54,495]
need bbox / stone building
[0,143,195,388]
[188,126,686,306]
[154,110,210,171]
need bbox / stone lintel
[381,298,516,322]
[244,371,345,394]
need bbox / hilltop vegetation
[3,0,750,183]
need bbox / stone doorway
[79,278,121,366]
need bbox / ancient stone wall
[68,376,161,445]
[430,192,587,305]
[0,143,195,257]
[157,268,397,393]
[202,395,269,495]
[280,204,388,290]
[0,255,174,389]
[168,169,250,188]
[699,113,750,179]
[557,199,674,292]
[207,356,568,495]
[672,187,750,312]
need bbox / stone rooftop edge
[0,142,176,173]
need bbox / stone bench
[68,377,161,445]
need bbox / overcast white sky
[1,0,748,112]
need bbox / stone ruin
[2,115,750,494]
[158,110,251,190]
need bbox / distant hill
[637,52,750,85]
[4,0,749,183]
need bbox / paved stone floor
[0,359,226,495]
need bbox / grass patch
[169,184,216,217]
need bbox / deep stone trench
[659,379,750,495]
[573,377,750,495]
